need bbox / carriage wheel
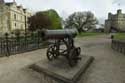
[47,44,59,61]
[47,45,55,61]
[52,44,60,58]
[68,48,79,67]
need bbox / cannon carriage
[41,29,81,67]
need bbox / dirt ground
[0,34,125,83]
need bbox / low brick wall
[112,39,125,55]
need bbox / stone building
[105,9,125,32]
[0,0,32,34]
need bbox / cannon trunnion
[41,29,81,67]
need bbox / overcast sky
[5,0,125,23]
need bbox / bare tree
[64,11,98,32]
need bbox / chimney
[0,0,4,3]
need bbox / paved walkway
[77,35,125,83]
[0,35,125,83]
[0,49,47,83]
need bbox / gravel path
[0,34,125,83]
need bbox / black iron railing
[0,31,44,57]
[112,39,125,55]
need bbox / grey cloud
[4,0,125,23]
[112,0,125,6]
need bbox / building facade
[105,9,125,32]
[0,0,31,34]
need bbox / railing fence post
[5,33,10,56]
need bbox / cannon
[41,29,81,67]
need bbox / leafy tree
[42,9,62,29]
[28,9,62,31]
[64,11,98,32]
[28,12,51,31]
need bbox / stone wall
[0,4,9,33]
[112,39,125,55]
[105,9,125,32]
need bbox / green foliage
[28,9,62,31]
[28,12,51,31]
[41,9,62,29]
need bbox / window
[14,14,16,20]
[21,24,23,29]
[15,23,16,27]
[21,16,22,20]
[14,23,16,29]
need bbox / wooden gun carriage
[41,29,81,67]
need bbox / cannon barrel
[41,29,78,40]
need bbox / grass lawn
[77,32,104,37]
[113,33,125,40]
